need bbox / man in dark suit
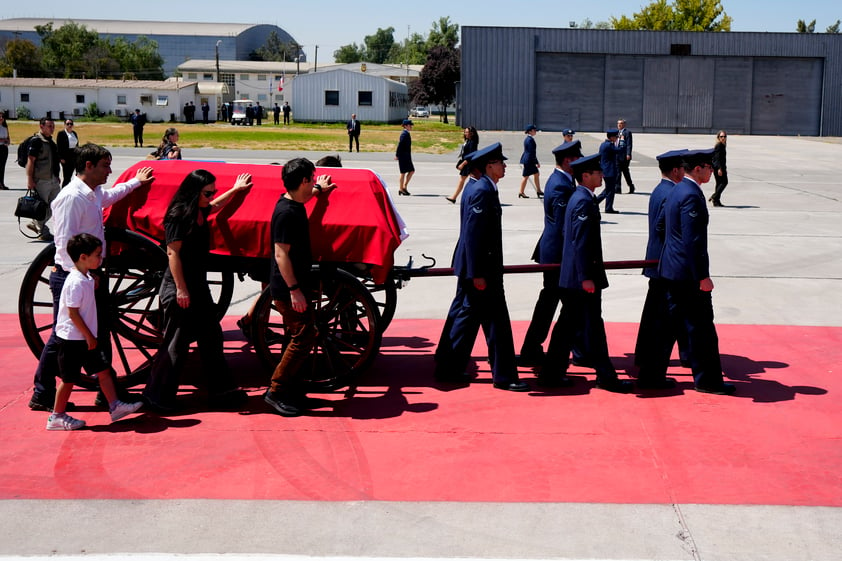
[282,102,291,125]
[519,140,583,367]
[273,103,281,125]
[347,113,361,152]
[660,149,736,395]
[255,102,263,126]
[542,154,634,393]
[598,129,622,213]
[434,143,529,392]
[634,149,690,389]
[617,118,635,193]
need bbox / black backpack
[16,134,39,168]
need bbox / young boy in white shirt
[46,233,143,430]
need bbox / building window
[187,73,197,79]
[257,74,267,81]
[203,73,214,80]
[274,75,283,81]
[240,74,249,80]
[325,90,339,106]
[257,94,268,101]
[156,95,169,106]
[140,95,153,105]
[117,95,127,105]
[76,95,85,104]
[21,93,30,102]
[358,91,373,106]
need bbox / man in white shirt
[29,143,155,411]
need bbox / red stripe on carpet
[1,316,840,505]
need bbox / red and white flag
[278,77,284,92]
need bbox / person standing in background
[395,119,414,196]
[0,113,9,190]
[347,113,361,153]
[710,130,728,207]
[56,119,79,187]
[25,117,61,240]
[616,119,635,194]
[130,109,146,148]
[273,104,281,125]
[518,124,543,199]
[201,101,210,125]
[598,129,621,214]
[446,126,479,204]
[283,102,291,125]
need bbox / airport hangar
[458,26,842,136]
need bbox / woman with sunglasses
[710,130,728,207]
[56,119,79,186]
[143,170,252,412]
[0,113,9,189]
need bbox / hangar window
[325,90,339,106]
[117,95,127,105]
[358,91,373,106]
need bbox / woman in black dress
[395,119,414,195]
[143,169,252,412]
[446,126,479,203]
[56,119,79,186]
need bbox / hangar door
[535,53,605,132]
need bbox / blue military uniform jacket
[520,135,538,166]
[452,174,504,280]
[659,177,710,281]
[532,168,576,263]
[643,178,676,279]
[599,140,621,178]
[618,128,633,160]
[396,130,412,158]
[559,185,608,290]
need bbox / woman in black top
[446,126,479,204]
[143,169,252,412]
[710,130,728,207]
[56,119,79,186]
[0,113,9,190]
[154,128,182,160]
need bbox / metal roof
[0,18,262,36]
[0,77,198,90]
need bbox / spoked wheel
[356,270,398,331]
[18,227,235,389]
[252,267,382,390]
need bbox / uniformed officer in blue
[659,148,736,395]
[542,154,634,392]
[434,143,529,392]
[634,149,690,389]
[598,129,622,214]
[519,139,582,367]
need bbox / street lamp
[215,40,222,82]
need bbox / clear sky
[7,1,841,63]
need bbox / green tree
[108,36,165,80]
[255,31,302,62]
[611,0,732,31]
[827,20,841,33]
[334,43,365,63]
[364,27,396,64]
[425,16,459,49]
[36,21,102,77]
[2,38,43,77]
[796,19,817,33]
[413,45,460,124]
[386,32,427,65]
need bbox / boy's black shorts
[56,338,110,384]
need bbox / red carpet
[1,315,840,506]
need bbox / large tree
[1,38,43,77]
[611,0,732,31]
[334,42,365,63]
[254,31,302,62]
[363,27,397,64]
[425,16,459,50]
[386,32,427,65]
[413,45,460,124]
[36,22,101,77]
[108,36,165,79]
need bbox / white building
[290,68,410,124]
[0,77,225,122]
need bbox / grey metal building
[0,18,302,77]
[460,27,842,136]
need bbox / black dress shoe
[536,374,574,388]
[604,209,620,214]
[445,196,456,204]
[29,396,75,412]
[596,379,635,393]
[493,380,530,392]
[694,383,736,395]
[536,191,544,199]
[636,377,677,390]
[628,185,635,194]
[518,193,529,199]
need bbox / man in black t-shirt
[265,158,337,417]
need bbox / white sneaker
[46,413,86,431]
[110,400,142,422]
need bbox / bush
[16,105,32,120]
[85,102,100,121]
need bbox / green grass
[6,119,464,154]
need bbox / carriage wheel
[252,267,382,390]
[357,270,398,331]
[18,228,235,389]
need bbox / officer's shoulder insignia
[576,212,588,222]
[688,210,699,218]
[471,205,484,214]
